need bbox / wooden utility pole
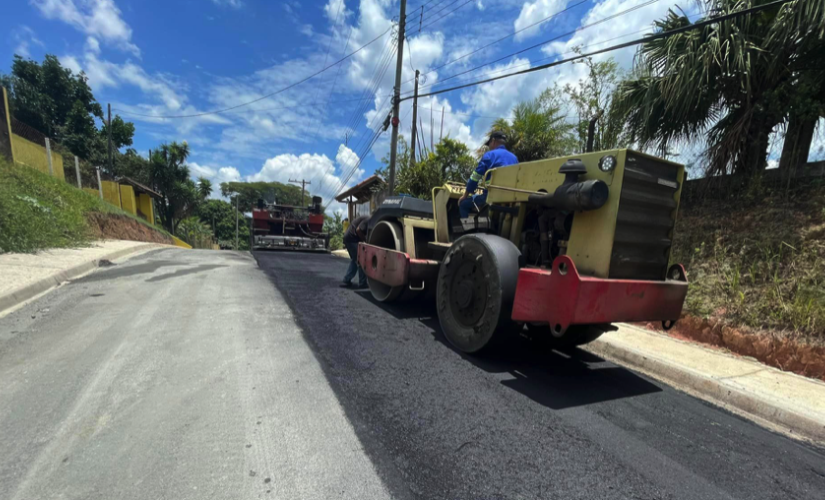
[387,0,407,195]
[289,178,311,207]
[107,103,113,174]
[235,195,240,250]
[409,69,420,167]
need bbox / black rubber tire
[367,220,406,303]
[527,323,606,349]
[436,234,521,354]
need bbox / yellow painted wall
[170,235,192,249]
[101,180,121,207]
[120,184,137,215]
[83,187,101,198]
[137,193,154,224]
[10,134,65,181]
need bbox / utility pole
[387,0,407,195]
[440,107,445,142]
[289,179,311,207]
[409,69,420,167]
[74,156,81,188]
[235,195,240,250]
[107,103,113,175]
[430,103,434,150]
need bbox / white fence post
[74,156,81,188]
[44,137,54,176]
[96,166,103,199]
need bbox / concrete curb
[586,337,825,443]
[0,243,165,314]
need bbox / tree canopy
[1,54,134,170]
[614,0,825,176]
[220,181,310,211]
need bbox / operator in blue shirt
[458,130,519,219]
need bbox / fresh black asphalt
[254,250,825,500]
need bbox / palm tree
[486,87,576,162]
[614,0,825,176]
[197,177,213,199]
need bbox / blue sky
[2,0,751,209]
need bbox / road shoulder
[0,240,174,316]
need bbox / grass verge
[672,180,825,345]
[0,158,171,253]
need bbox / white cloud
[514,0,570,41]
[187,162,243,199]
[541,0,683,69]
[245,144,364,209]
[12,26,45,59]
[300,24,314,36]
[213,0,243,8]
[31,0,140,56]
[85,36,100,55]
[324,0,349,23]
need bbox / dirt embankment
[87,213,173,245]
[641,318,825,381]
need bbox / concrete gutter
[0,241,172,315]
[587,325,825,443]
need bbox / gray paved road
[2,248,824,500]
[0,249,389,500]
[254,250,825,500]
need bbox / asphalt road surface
[1,249,823,500]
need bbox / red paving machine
[251,196,329,251]
[357,149,689,353]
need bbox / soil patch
[637,316,825,382]
[86,212,172,245]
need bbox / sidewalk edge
[0,243,163,314]
[585,337,825,443]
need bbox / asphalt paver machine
[357,149,689,353]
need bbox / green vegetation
[615,0,825,176]
[323,211,345,251]
[196,199,250,250]
[1,55,135,171]
[672,183,825,342]
[487,87,576,162]
[0,159,168,253]
[219,181,310,211]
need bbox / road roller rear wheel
[436,234,521,354]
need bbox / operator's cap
[486,130,507,144]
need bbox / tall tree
[564,53,629,152]
[149,141,208,234]
[0,54,135,166]
[614,0,825,176]
[486,87,576,162]
[196,199,250,249]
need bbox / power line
[417,0,461,22]
[458,11,703,84]
[343,35,397,133]
[115,26,392,119]
[419,0,476,31]
[405,0,663,97]
[401,0,587,88]
[113,95,390,118]
[401,0,796,102]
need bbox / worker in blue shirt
[458,131,518,219]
